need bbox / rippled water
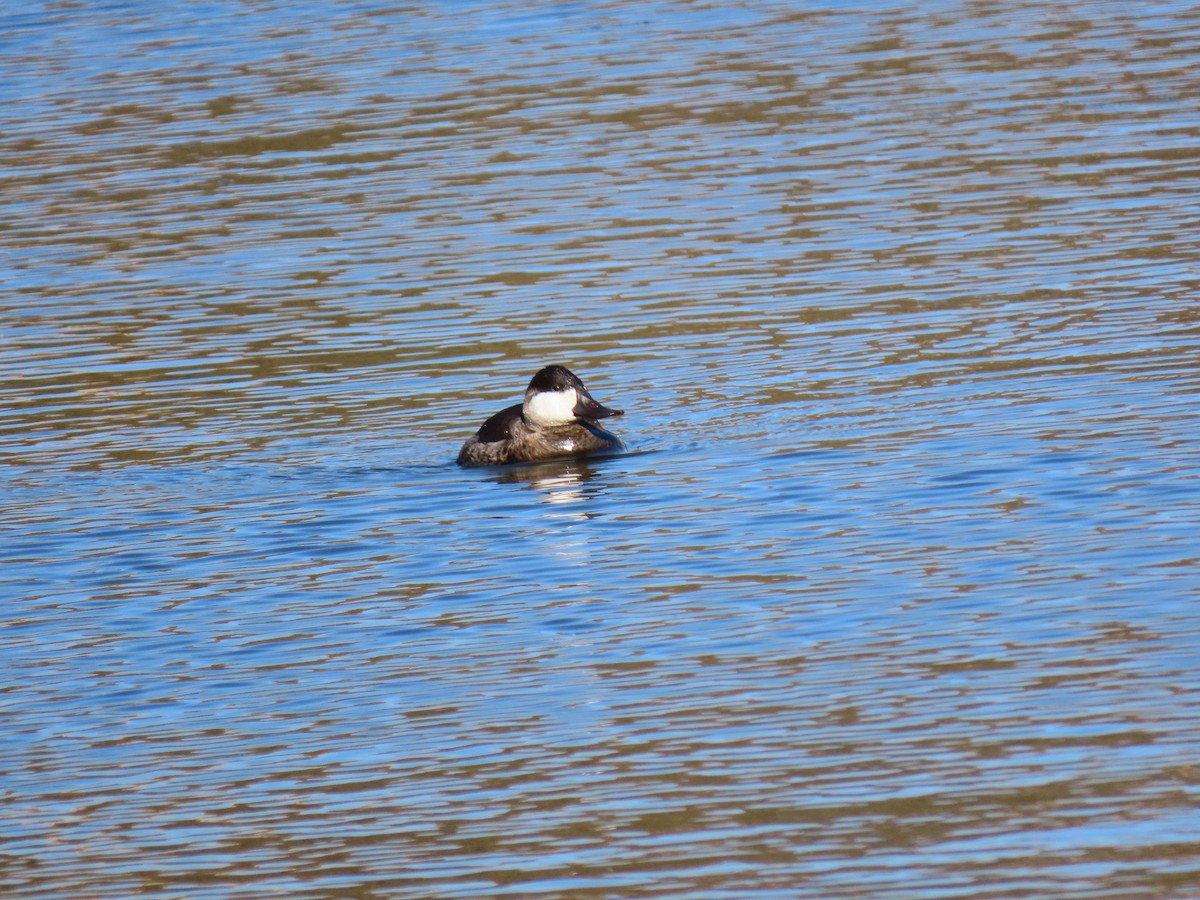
[4,1,1200,897]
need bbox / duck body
[457,365,625,467]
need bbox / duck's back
[457,403,522,466]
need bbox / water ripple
[4,0,1200,897]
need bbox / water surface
[3,1,1200,897]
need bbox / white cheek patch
[525,388,578,426]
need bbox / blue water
[3,0,1200,897]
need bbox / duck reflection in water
[488,457,609,511]
[456,365,625,468]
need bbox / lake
[3,0,1200,897]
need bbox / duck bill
[574,390,622,421]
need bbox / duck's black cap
[527,364,583,393]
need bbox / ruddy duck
[457,365,625,467]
